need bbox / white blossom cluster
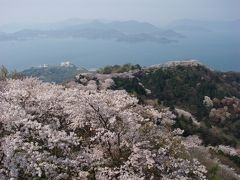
[149,59,205,69]
[183,135,203,148]
[216,145,239,157]
[0,78,207,179]
[175,108,200,127]
[203,96,213,108]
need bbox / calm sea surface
[0,31,239,71]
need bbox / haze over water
[0,0,239,71]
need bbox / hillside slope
[83,60,240,147]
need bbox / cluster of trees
[0,78,207,179]
[108,64,240,148]
[97,64,141,74]
[141,65,240,114]
[112,77,147,98]
[0,65,22,81]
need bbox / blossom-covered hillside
[0,78,208,179]
[74,62,240,179]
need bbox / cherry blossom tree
[0,78,207,179]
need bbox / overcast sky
[0,0,240,25]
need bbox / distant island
[21,61,87,83]
[0,20,184,44]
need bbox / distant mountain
[0,20,184,44]
[104,20,162,34]
[21,62,87,83]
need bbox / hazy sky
[0,0,239,25]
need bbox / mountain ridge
[0,20,183,44]
[75,60,240,148]
[21,59,240,83]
